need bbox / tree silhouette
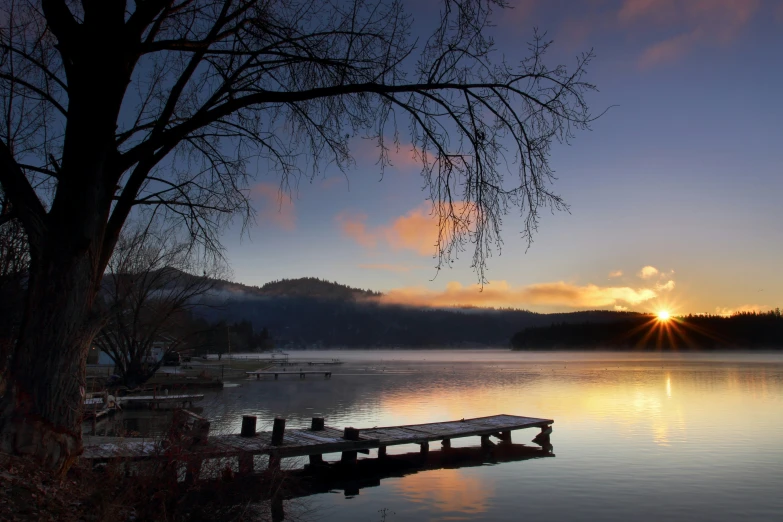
[0,0,598,471]
[94,222,221,388]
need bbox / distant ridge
[195,276,656,348]
[257,277,380,300]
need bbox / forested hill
[257,277,381,299]
[511,311,783,350]
[197,277,642,348]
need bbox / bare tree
[0,0,598,471]
[94,223,220,388]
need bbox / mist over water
[115,350,783,521]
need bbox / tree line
[510,311,783,350]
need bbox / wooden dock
[82,414,554,470]
[117,393,204,409]
[246,370,332,380]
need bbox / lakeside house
[87,336,176,366]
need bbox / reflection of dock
[82,414,553,465]
[287,442,554,498]
[182,440,555,521]
[246,370,332,380]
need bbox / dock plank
[82,414,553,461]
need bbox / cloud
[621,0,762,68]
[252,183,296,230]
[375,279,661,309]
[656,280,675,291]
[338,202,473,256]
[358,263,424,273]
[638,266,659,279]
[638,32,697,68]
[336,213,376,248]
[609,270,623,278]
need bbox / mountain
[194,277,640,348]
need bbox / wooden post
[256,373,260,380]
[185,457,203,483]
[500,430,512,443]
[309,454,324,465]
[271,417,286,445]
[340,450,357,465]
[268,453,281,470]
[241,415,257,437]
[311,417,325,431]
[274,373,278,380]
[343,427,360,441]
[378,446,387,459]
[420,442,429,456]
[238,453,254,474]
[441,438,451,449]
[481,435,495,448]
[271,495,284,522]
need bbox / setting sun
[657,310,671,321]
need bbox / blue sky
[220,0,783,315]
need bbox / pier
[82,414,554,468]
[117,393,204,409]
[246,370,332,380]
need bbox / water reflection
[94,351,783,522]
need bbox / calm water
[112,350,783,521]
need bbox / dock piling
[311,417,325,431]
[481,435,495,448]
[238,453,254,474]
[441,439,451,449]
[340,450,358,465]
[271,417,286,445]
[308,454,324,465]
[241,415,257,437]
[343,427,360,441]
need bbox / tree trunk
[0,248,100,474]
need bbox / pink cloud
[638,31,696,68]
[252,183,296,230]
[622,0,762,68]
[336,213,376,248]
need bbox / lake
[110,350,783,521]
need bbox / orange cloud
[609,270,623,278]
[252,183,296,230]
[336,213,376,248]
[622,0,762,68]
[375,279,661,309]
[338,203,472,256]
[638,266,659,279]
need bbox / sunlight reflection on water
[116,350,783,521]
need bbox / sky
[220,0,783,316]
